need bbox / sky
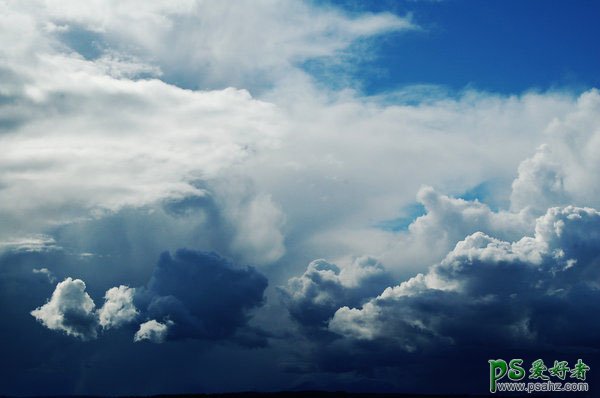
[1,0,599,395]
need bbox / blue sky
[321,0,600,95]
[1,1,600,396]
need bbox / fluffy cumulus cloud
[511,90,600,214]
[329,205,600,353]
[97,285,138,330]
[134,319,171,343]
[31,278,139,340]
[510,145,570,213]
[280,256,392,329]
[31,277,98,340]
[377,186,534,278]
[247,88,584,267]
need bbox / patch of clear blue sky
[59,26,105,60]
[457,179,510,211]
[311,0,600,96]
[375,202,426,232]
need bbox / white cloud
[97,285,138,329]
[0,65,282,220]
[134,319,171,343]
[32,267,57,284]
[286,88,600,279]
[30,277,98,340]
[0,235,59,253]
[511,90,600,213]
[0,43,288,264]
[510,144,569,213]
[248,88,583,268]
[0,1,408,266]
[1,0,599,284]
[226,193,286,265]
[34,0,415,90]
[1,0,594,273]
[376,186,534,278]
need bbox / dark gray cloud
[137,249,268,343]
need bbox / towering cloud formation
[511,90,600,213]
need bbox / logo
[489,358,590,393]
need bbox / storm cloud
[137,249,269,343]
